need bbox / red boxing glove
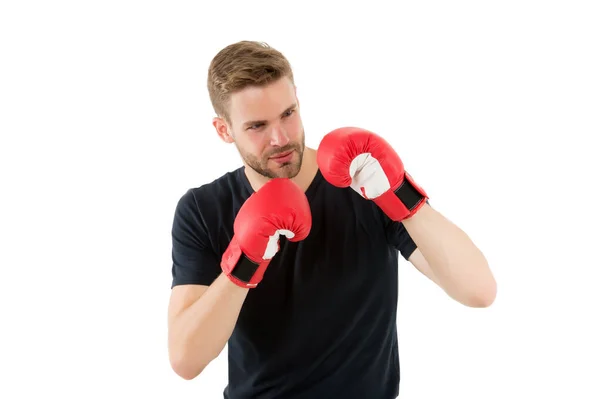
[221,178,312,288]
[317,127,428,221]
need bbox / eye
[283,109,295,118]
[247,123,264,131]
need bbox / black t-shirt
[171,167,418,399]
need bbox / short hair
[207,41,294,123]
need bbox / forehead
[228,77,296,124]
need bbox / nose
[269,125,290,147]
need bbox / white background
[1,1,599,398]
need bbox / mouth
[269,150,294,160]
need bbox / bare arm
[403,203,496,308]
[167,273,249,380]
[408,248,441,286]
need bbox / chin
[266,153,302,177]
[271,165,301,179]
[274,162,302,178]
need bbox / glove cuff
[221,237,270,288]
[374,172,428,221]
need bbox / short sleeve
[170,189,221,288]
[385,218,417,260]
[384,199,432,259]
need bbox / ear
[213,117,234,144]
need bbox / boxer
[168,40,496,399]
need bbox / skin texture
[212,77,318,192]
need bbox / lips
[270,150,293,160]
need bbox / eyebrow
[243,103,297,128]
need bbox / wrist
[375,172,428,221]
[221,241,270,289]
[216,272,251,292]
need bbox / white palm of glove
[263,229,295,259]
[349,153,392,200]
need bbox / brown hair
[207,41,294,123]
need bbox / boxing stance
[223,127,428,289]
[168,40,496,399]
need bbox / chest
[217,190,391,276]
[247,193,396,304]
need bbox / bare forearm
[403,203,496,307]
[169,274,249,379]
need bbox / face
[213,77,305,179]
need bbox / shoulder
[173,167,249,229]
[179,167,246,209]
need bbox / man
[168,40,496,398]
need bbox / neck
[245,147,318,192]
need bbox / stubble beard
[239,133,305,179]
